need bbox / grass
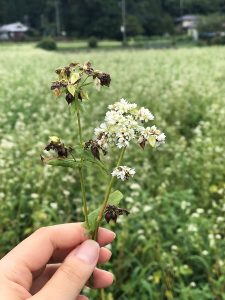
[0,43,224,299]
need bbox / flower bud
[65,93,74,104]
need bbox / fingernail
[74,240,100,264]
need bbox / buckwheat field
[0,44,225,300]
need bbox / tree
[0,0,225,39]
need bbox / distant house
[176,15,199,41]
[0,22,28,41]
[176,15,198,31]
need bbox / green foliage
[126,15,144,37]
[1,0,225,39]
[88,36,98,48]
[0,45,225,299]
[198,14,225,33]
[36,37,57,51]
[210,35,225,45]
[88,190,123,231]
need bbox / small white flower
[217,216,224,223]
[50,202,58,209]
[191,212,200,218]
[196,208,204,214]
[108,98,137,113]
[171,245,178,251]
[137,107,154,122]
[130,206,140,213]
[187,224,198,232]
[181,201,191,210]
[138,234,145,241]
[63,190,70,197]
[190,282,196,288]
[111,166,135,181]
[130,183,141,190]
[0,192,5,199]
[143,205,152,212]
[218,260,224,267]
[31,193,39,199]
[126,196,134,203]
[156,132,166,146]
[202,250,208,256]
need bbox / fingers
[97,228,115,246]
[50,228,114,264]
[1,223,115,275]
[92,268,114,288]
[31,247,112,293]
[31,264,60,295]
[77,296,88,300]
[50,246,112,266]
[98,247,112,264]
[32,240,99,300]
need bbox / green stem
[93,147,126,240]
[80,75,90,86]
[75,97,90,229]
[100,288,106,300]
[81,82,93,88]
[76,106,82,145]
[78,167,89,228]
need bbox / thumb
[34,240,100,300]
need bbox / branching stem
[93,147,126,240]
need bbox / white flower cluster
[94,98,165,149]
[138,125,166,147]
[111,166,136,181]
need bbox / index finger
[1,223,115,274]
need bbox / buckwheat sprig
[40,60,166,297]
[44,61,111,230]
[90,98,166,239]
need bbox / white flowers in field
[111,166,135,181]
[94,98,166,150]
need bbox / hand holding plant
[41,60,165,280]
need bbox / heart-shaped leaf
[42,157,82,168]
[148,136,156,147]
[70,73,80,84]
[67,84,76,96]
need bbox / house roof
[0,22,28,33]
[177,15,198,22]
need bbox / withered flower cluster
[104,205,130,223]
[51,61,111,105]
[43,137,72,159]
[84,138,107,161]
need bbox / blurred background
[0,1,225,299]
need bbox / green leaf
[80,89,89,101]
[108,190,124,205]
[43,158,82,168]
[87,190,124,231]
[148,136,156,147]
[70,73,80,84]
[67,84,76,96]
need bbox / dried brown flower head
[104,205,129,223]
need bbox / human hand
[0,223,115,300]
